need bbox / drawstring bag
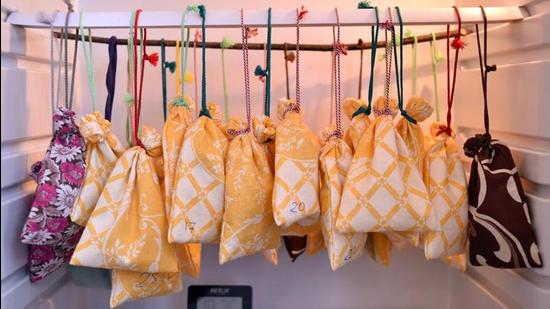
[168,6,229,244]
[219,11,280,264]
[465,8,542,268]
[161,10,202,277]
[319,12,366,270]
[273,9,320,232]
[22,14,85,282]
[68,16,122,289]
[423,9,468,264]
[341,9,393,266]
[71,12,179,274]
[71,126,179,273]
[393,33,434,248]
[338,9,437,236]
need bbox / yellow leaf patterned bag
[72,112,125,226]
[422,124,468,260]
[337,97,438,234]
[168,103,228,244]
[273,98,320,231]
[319,126,366,270]
[71,127,179,273]
[219,118,280,264]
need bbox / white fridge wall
[1,0,548,308]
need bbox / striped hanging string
[227,8,252,136]
[379,7,394,115]
[333,8,344,138]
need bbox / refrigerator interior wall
[1,0,549,308]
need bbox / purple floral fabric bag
[22,107,86,281]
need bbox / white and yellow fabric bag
[337,96,437,234]
[219,118,280,264]
[273,98,320,232]
[337,16,437,235]
[71,126,179,273]
[423,123,468,260]
[168,102,228,244]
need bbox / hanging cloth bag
[22,10,86,282]
[337,8,437,235]
[71,12,179,274]
[161,8,202,278]
[464,7,542,268]
[168,6,229,244]
[318,10,367,270]
[68,13,122,290]
[219,10,281,264]
[273,7,321,233]
[72,15,125,227]
[422,7,469,263]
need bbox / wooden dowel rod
[54,29,471,51]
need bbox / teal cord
[366,6,379,114]
[160,39,167,120]
[79,12,97,112]
[198,5,211,118]
[264,8,272,116]
[393,7,416,124]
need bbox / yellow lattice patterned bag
[337,97,438,234]
[319,126,366,270]
[71,127,179,273]
[168,103,228,244]
[219,118,280,264]
[391,96,435,247]
[273,98,320,232]
[71,112,125,226]
[423,123,468,262]
[341,98,393,266]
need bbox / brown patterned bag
[465,9,542,268]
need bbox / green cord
[79,12,97,112]
[366,6,379,113]
[198,5,211,118]
[430,33,441,122]
[125,10,136,146]
[264,8,272,116]
[393,7,416,124]
[160,39,167,120]
[221,48,230,121]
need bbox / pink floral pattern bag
[23,107,86,281]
